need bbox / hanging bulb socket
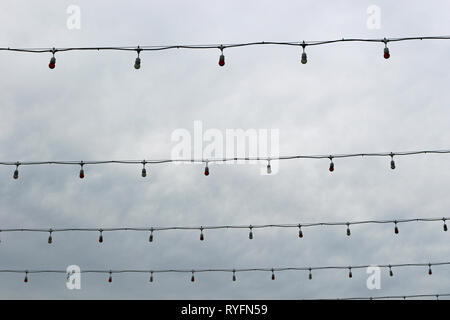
[13,162,19,180]
[149,228,154,242]
[204,162,209,176]
[149,272,154,283]
[134,46,142,69]
[200,227,204,241]
[298,225,303,238]
[271,269,275,280]
[79,162,85,179]
[308,268,312,280]
[301,41,307,64]
[141,161,147,177]
[428,264,432,275]
[48,49,56,69]
[108,271,112,283]
[346,223,351,236]
[329,157,334,172]
[98,230,103,243]
[394,222,399,234]
[232,270,236,282]
[348,267,352,278]
[389,265,393,277]
[443,219,447,232]
[218,45,225,66]
[24,271,28,283]
[248,226,253,240]
[191,271,195,282]
[390,153,396,169]
[48,230,53,244]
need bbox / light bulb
[24,272,28,283]
[428,264,432,275]
[48,231,53,244]
[99,230,103,243]
[443,219,447,232]
[204,163,209,176]
[141,167,147,177]
[134,57,141,70]
[394,222,399,234]
[329,158,334,172]
[218,54,225,66]
[267,161,272,174]
[308,269,312,280]
[149,272,154,283]
[79,162,85,179]
[249,227,253,240]
[49,56,56,69]
[301,52,307,64]
[346,224,351,236]
[384,47,390,59]
[232,270,236,282]
[200,228,204,241]
[108,272,112,283]
[348,268,352,278]
[389,266,393,277]
[298,225,303,238]
[301,42,307,64]
[391,159,396,170]
[13,164,19,180]
[191,272,195,282]
[271,269,275,280]
[149,229,154,242]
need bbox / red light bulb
[384,47,390,59]
[24,273,28,283]
[99,231,103,243]
[49,56,56,69]
[346,224,351,236]
[271,270,275,280]
[232,271,236,282]
[428,265,432,275]
[149,272,154,283]
[298,226,303,238]
[191,272,195,282]
[329,161,334,172]
[204,163,209,176]
[108,273,112,283]
[348,269,352,278]
[218,54,225,66]
[394,223,399,234]
[200,228,204,241]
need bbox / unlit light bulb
[134,57,141,69]
[49,56,56,69]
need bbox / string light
[2,261,448,283]
[383,38,390,59]
[48,229,53,244]
[394,221,399,234]
[218,45,225,67]
[340,293,450,300]
[200,227,204,241]
[301,41,307,64]
[79,162,85,179]
[48,48,56,69]
[1,216,448,243]
[149,228,154,242]
[141,161,147,177]
[389,265,393,277]
[2,36,450,69]
[149,271,154,283]
[13,162,19,180]
[134,46,141,69]
[266,160,272,174]
[328,157,334,172]
[390,153,396,169]
[204,162,209,176]
[232,270,236,282]
[428,264,432,275]
[3,149,450,179]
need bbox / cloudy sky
[0,0,450,299]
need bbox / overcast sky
[0,0,450,299]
